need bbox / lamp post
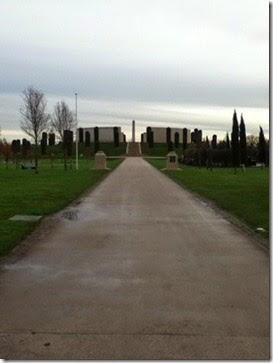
[75,93,78,170]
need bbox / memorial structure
[78,127,126,143]
[166,151,179,170]
[94,151,107,170]
[141,127,192,145]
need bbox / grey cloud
[0,0,268,141]
[0,55,268,108]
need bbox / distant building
[77,127,126,143]
[141,127,191,144]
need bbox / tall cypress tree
[149,131,154,148]
[166,127,171,144]
[183,128,188,153]
[226,132,230,148]
[239,114,247,165]
[146,127,152,144]
[231,110,240,172]
[211,135,217,149]
[205,136,210,148]
[258,126,266,165]
[205,136,212,170]
[94,127,100,153]
[113,127,119,147]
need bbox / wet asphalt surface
[0,158,269,359]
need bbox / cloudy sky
[0,0,269,141]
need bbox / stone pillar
[132,120,135,142]
[94,151,107,170]
[166,151,178,170]
[49,133,55,146]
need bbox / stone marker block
[94,151,107,170]
[166,151,178,170]
[9,215,42,221]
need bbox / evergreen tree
[79,128,84,143]
[231,110,240,171]
[166,127,171,144]
[149,131,154,148]
[174,132,179,148]
[85,131,90,147]
[226,132,230,148]
[94,127,100,154]
[113,127,119,147]
[182,128,188,153]
[146,127,152,144]
[22,138,29,157]
[239,114,247,165]
[258,126,267,164]
[168,141,173,152]
[49,133,55,146]
[40,132,47,155]
[63,129,72,170]
[211,135,217,149]
[205,136,210,148]
[205,136,212,170]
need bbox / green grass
[147,159,269,241]
[141,143,183,157]
[0,158,123,256]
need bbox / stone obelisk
[132,120,135,142]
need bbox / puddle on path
[62,210,79,221]
[61,205,104,222]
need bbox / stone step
[127,142,141,157]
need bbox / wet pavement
[0,158,269,359]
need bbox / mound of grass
[0,158,123,256]
[45,142,127,158]
[147,159,269,241]
[141,143,183,157]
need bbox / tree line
[0,86,77,173]
[0,87,269,172]
[182,110,268,171]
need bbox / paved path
[0,158,269,359]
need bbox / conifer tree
[239,114,247,165]
[226,132,230,148]
[149,131,154,148]
[205,136,210,148]
[258,126,267,165]
[231,110,240,172]
[205,136,212,170]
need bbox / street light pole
[75,93,78,170]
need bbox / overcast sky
[0,0,269,141]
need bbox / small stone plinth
[9,215,42,221]
[166,151,178,170]
[94,151,107,170]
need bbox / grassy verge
[0,158,123,256]
[147,159,269,241]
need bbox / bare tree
[51,101,76,142]
[51,101,76,170]
[20,86,50,173]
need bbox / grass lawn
[147,159,269,242]
[141,143,184,157]
[0,158,123,256]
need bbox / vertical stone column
[94,151,107,170]
[132,120,135,142]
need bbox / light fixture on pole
[75,93,78,170]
